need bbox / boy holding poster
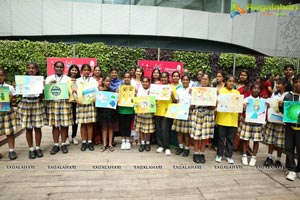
[45,61,72,155]
[215,75,240,164]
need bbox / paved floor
[0,126,299,200]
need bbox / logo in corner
[230,2,246,19]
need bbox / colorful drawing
[245,98,267,124]
[191,87,217,106]
[165,104,189,120]
[15,75,44,95]
[267,98,284,124]
[0,86,10,112]
[118,85,135,107]
[96,91,118,109]
[133,96,156,114]
[149,84,171,100]
[78,82,98,105]
[217,94,244,113]
[44,83,69,100]
[283,101,300,123]
[68,81,79,102]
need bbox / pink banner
[47,58,97,76]
[138,60,183,79]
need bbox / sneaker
[65,138,70,146]
[81,143,87,151]
[193,154,201,163]
[274,160,282,168]
[36,149,43,158]
[125,142,131,150]
[61,145,68,154]
[88,143,94,151]
[139,144,145,152]
[50,145,60,155]
[175,148,184,155]
[182,149,190,157]
[156,147,164,153]
[8,151,17,160]
[249,157,256,167]
[199,154,206,163]
[29,150,36,159]
[121,142,126,150]
[165,149,171,156]
[72,137,79,145]
[242,156,248,166]
[226,157,234,164]
[286,171,297,181]
[264,157,273,166]
[145,144,151,152]
[215,156,222,163]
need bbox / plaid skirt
[135,113,155,134]
[0,111,16,136]
[239,120,263,142]
[46,100,73,127]
[264,122,285,148]
[191,107,215,140]
[16,98,46,129]
[171,113,192,134]
[76,104,96,124]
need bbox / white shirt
[45,74,71,84]
[244,95,261,104]
[76,76,98,84]
[131,79,142,91]
[137,87,149,97]
[176,86,191,105]
[2,82,15,96]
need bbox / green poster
[133,96,156,114]
[44,83,69,100]
[283,101,300,123]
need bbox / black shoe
[81,143,87,151]
[139,144,145,152]
[88,143,94,151]
[29,150,36,159]
[145,144,151,152]
[199,154,206,163]
[193,154,201,163]
[50,145,60,155]
[264,157,273,166]
[8,151,17,160]
[36,149,43,158]
[175,148,184,155]
[0,153,2,159]
[61,145,68,154]
[182,149,190,157]
[274,160,282,168]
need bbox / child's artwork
[68,81,79,102]
[191,87,217,106]
[267,98,284,124]
[149,84,171,100]
[217,94,244,113]
[118,85,135,107]
[15,75,44,95]
[245,98,267,124]
[165,103,189,120]
[283,101,300,123]
[0,86,10,112]
[96,91,118,109]
[68,82,98,104]
[44,83,69,100]
[133,96,156,114]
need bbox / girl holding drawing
[0,68,17,160]
[135,76,155,152]
[172,74,191,157]
[67,64,80,145]
[17,62,45,159]
[76,64,97,152]
[239,82,264,167]
[45,61,72,155]
[155,72,177,156]
[264,77,288,167]
[191,74,215,164]
[97,76,116,152]
[119,72,135,150]
[215,75,240,164]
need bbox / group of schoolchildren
[0,62,300,181]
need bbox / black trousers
[155,116,173,149]
[217,125,236,158]
[71,102,78,138]
[119,114,134,137]
[285,125,300,172]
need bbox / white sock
[35,146,40,150]
[29,147,34,151]
[194,152,200,155]
[62,143,66,146]
[9,149,14,152]
[88,140,92,143]
[122,139,125,143]
[276,156,281,161]
[54,143,59,146]
[200,152,205,155]
[146,141,150,144]
[252,156,256,159]
[268,154,272,159]
[243,154,247,157]
[184,146,190,150]
[179,144,183,148]
[141,141,145,145]
[82,140,86,143]
[125,139,130,143]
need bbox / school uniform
[45,75,72,127]
[96,88,117,124]
[192,107,215,140]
